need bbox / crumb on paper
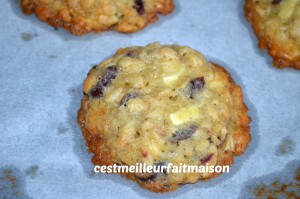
[89,170,95,177]
[0,169,17,195]
[21,32,38,42]
[276,136,295,156]
[58,124,69,134]
[0,166,32,198]
[1,170,17,188]
[48,55,58,59]
[252,167,300,198]
[71,87,82,95]
[25,165,40,179]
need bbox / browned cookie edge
[244,0,300,69]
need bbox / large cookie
[21,0,174,35]
[245,0,300,69]
[77,43,251,192]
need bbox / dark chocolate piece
[188,77,205,99]
[169,126,198,142]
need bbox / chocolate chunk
[100,66,118,87]
[200,154,213,165]
[89,66,118,98]
[120,92,138,106]
[126,50,138,58]
[272,0,283,4]
[134,0,145,15]
[188,77,205,99]
[169,126,198,142]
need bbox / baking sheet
[1,0,299,198]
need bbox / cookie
[245,0,300,69]
[20,0,174,35]
[77,43,251,192]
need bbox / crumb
[0,167,31,198]
[21,33,37,42]
[58,124,69,134]
[252,167,300,198]
[253,185,266,197]
[1,170,17,189]
[48,55,57,59]
[4,170,11,175]
[89,170,96,177]
[25,165,39,179]
[276,137,295,156]
[71,87,81,95]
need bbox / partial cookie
[245,0,300,69]
[20,0,174,35]
[77,43,251,192]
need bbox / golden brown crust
[201,63,251,181]
[244,0,300,69]
[77,62,251,192]
[212,64,251,156]
[21,0,174,35]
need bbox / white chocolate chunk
[162,63,185,85]
[224,135,234,151]
[279,0,298,19]
[127,98,148,113]
[148,144,161,156]
[170,106,200,125]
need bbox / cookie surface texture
[21,0,174,35]
[77,43,251,192]
[245,0,300,69]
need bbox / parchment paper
[1,0,299,198]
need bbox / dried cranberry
[169,126,198,142]
[200,154,213,165]
[90,86,103,98]
[272,0,283,4]
[89,66,118,98]
[189,77,205,99]
[134,0,145,15]
[142,150,148,158]
[120,92,138,106]
[126,50,137,58]
[100,66,118,87]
